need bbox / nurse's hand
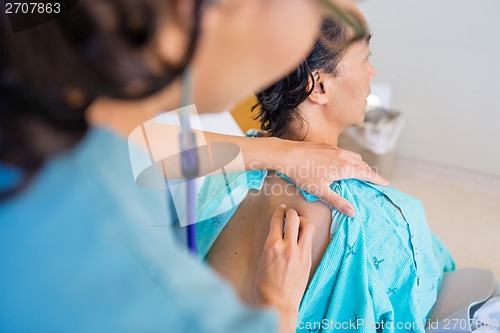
[275,139,390,217]
[255,204,314,333]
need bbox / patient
[196,13,455,333]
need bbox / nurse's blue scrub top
[0,127,277,332]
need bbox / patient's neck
[282,108,344,147]
[302,126,341,147]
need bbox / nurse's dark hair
[253,17,349,139]
[0,0,201,200]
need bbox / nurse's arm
[125,121,387,217]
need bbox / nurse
[0,0,386,332]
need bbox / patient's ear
[307,70,329,106]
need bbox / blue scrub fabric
[0,127,277,333]
[196,170,455,333]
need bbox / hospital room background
[203,0,500,277]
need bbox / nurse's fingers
[315,185,355,218]
[352,160,390,187]
[268,204,287,241]
[297,217,314,249]
[283,208,300,243]
[339,149,389,187]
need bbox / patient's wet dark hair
[253,17,348,139]
[0,0,201,199]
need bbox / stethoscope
[179,67,199,254]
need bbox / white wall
[358,0,500,177]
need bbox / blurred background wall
[358,0,500,177]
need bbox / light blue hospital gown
[196,170,455,333]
